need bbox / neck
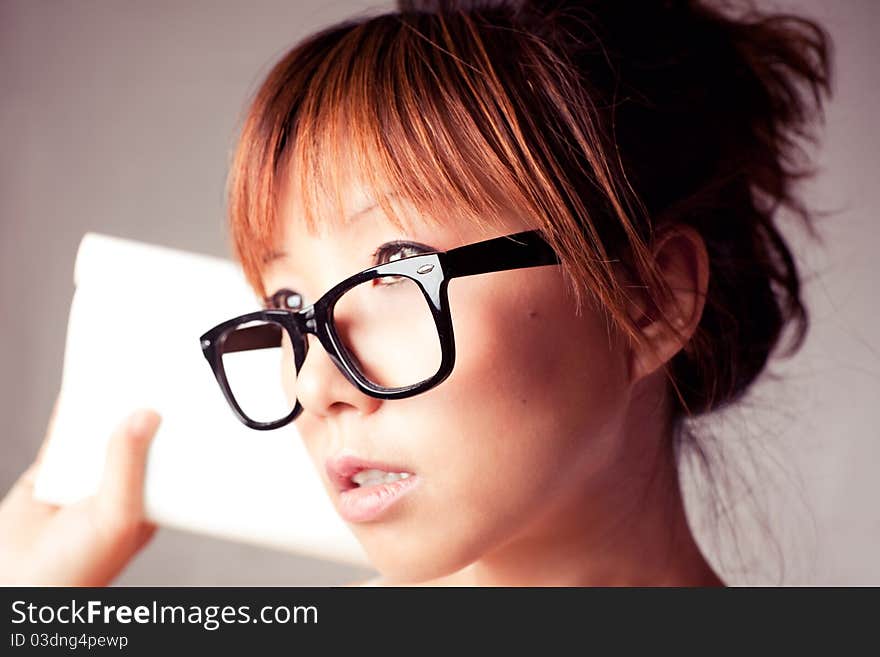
[437,380,723,587]
[464,455,720,586]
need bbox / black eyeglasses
[199,229,560,430]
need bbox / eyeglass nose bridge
[287,303,318,335]
[288,303,340,367]
[283,297,357,393]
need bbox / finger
[34,393,63,469]
[0,397,64,518]
[0,461,57,521]
[16,461,42,490]
[134,520,159,551]
[94,409,161,532]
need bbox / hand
[0,398,161,585]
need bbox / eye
[266,288,304,310]
[372,241,434,286]
[373,241,429,265]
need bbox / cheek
[404,273,630,554]
[444,271,629,442]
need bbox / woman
[0,0,831,586]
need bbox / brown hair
[227,0,832,428]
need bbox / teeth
[351,469,412,487]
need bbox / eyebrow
[263,201,382,265]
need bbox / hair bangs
[228,13,551,302]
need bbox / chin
[354,531,477,585]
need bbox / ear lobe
[626,226,709,384]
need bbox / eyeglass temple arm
[442,230,560,279]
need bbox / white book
[32,232,370,568]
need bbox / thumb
[18,394,64,489]
[95,409,161,534]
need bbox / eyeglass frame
[199,229,561,431]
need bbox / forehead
[274,145,532,241]
[264,178,430,287]
[272,176,430,257]
[257,137,539,298]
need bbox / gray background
[1,0,877,585]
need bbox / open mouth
[350,469,412,488]
[326,454,419,522]
[326,454,415,493]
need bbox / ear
[626,226,709,384]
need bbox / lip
[325,453,414,492]
[325,453,419,523]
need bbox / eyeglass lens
[218,274,442,424]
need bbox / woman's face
[262,181,635,583]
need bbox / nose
[293,334,382,418]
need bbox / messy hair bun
[399,0,833,418]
